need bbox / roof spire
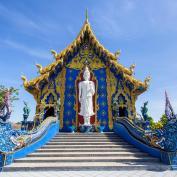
[85,8,88,22]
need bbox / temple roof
[22,16,150,98]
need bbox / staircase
[4,133,169,171]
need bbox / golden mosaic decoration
[67,44,105,70]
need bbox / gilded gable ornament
[66,43,105,70]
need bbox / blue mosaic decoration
[0,116,58,168]
[4,153,13,166]
[114,92,177,167]
[93,68,109,131]
[0,123,19,153]
[62,68,80,132]
[0,154,4,168]
[155,119,177,151]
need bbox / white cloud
[0,3,63,41]
[90,0,177,40]
[3,39,51,60]
[0,3,41,31]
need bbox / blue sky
[0,0,177,122]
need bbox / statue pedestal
[79,125,95,133]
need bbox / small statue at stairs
[21,101,30,131]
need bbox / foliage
[140,102,168,130]
[150,114,168,130]
[160,114,168,126]
[150,121,163,130]
[0,85,19,108]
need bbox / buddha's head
[83,66,90,81]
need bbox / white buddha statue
[79,66,95,126]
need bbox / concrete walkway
[1,171,177,177]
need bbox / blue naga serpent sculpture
[152,92,177,151]
[139,92,177,152]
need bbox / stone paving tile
[1,171,177,177]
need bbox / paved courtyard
[1,171,177,177]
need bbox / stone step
[54,133,118,137]
[14,156,159,163]
[42,144,134,149]
[53,136,122,140]
[50,138,124,142]
[36,148,141,152]
[29,151,147,155]
[27,151,149,157]
[4,132,169,172]
[46,142,129,145]
[4,162,170,171]
[56,132,115,135]
[55,134,121,138]
[54,135,119,138]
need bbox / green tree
[160,114,168,126]
[0,85,19,108]
[149,114,168,130]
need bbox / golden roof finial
[85,8,88,23]
[36,64,43,74]
[51,49,57,59]
[21,75,28,87]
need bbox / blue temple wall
[39,41,134,132]
[61,68,80,132]
[93,69,109,131]
[61,68,110,132]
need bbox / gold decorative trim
[55,68,66,129]
[22,19,148,98]
[106,67,114,129]
[66,43,106,70]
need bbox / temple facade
[22,16,150,132]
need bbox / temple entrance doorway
[44,107,55,120]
